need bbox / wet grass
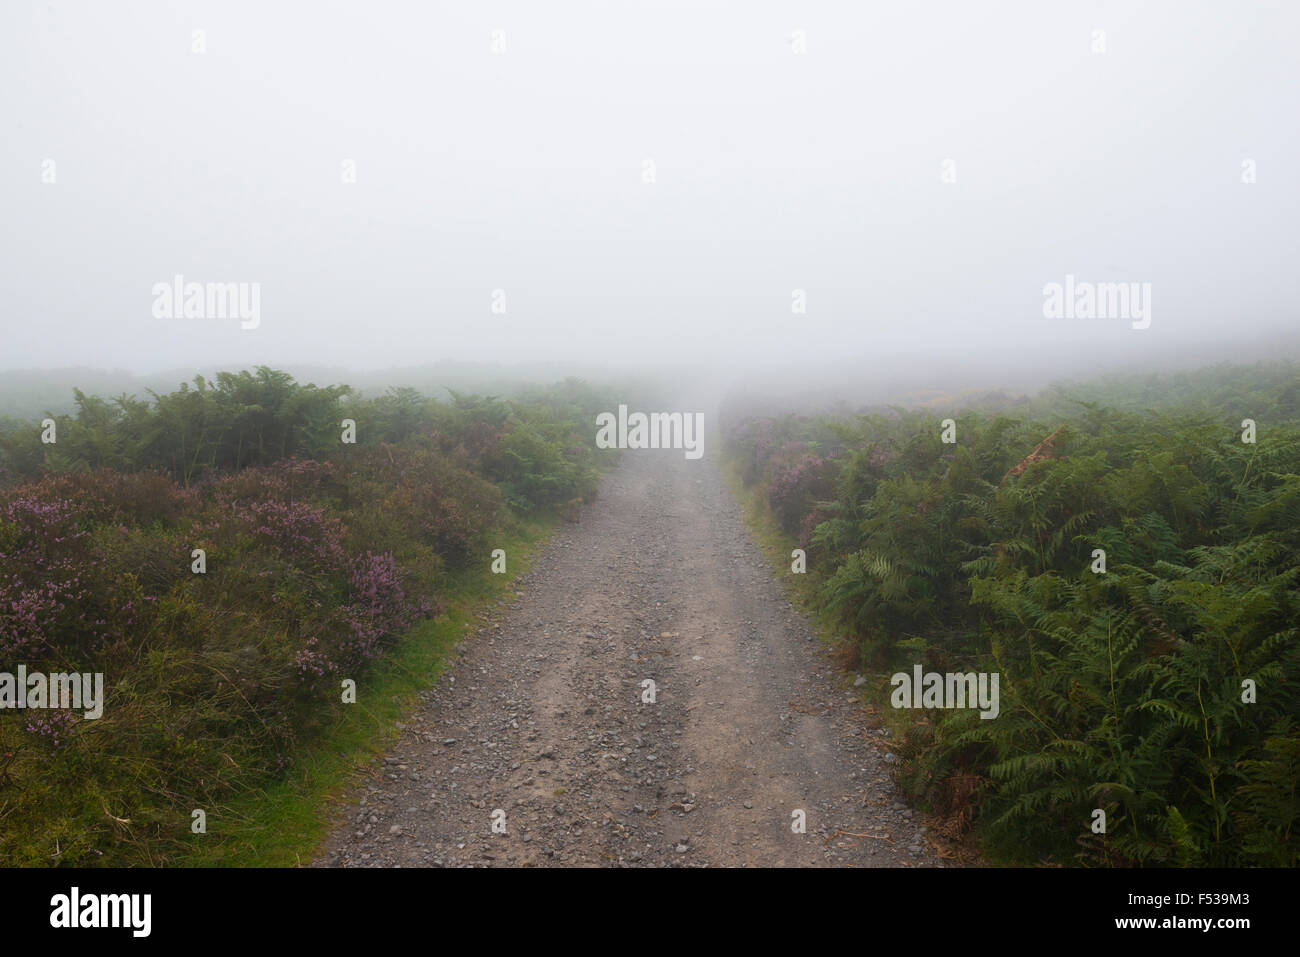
[177,513,557,867]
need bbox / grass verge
[176,512,557,867]
[720,459,901,725]
[721,457,983,864]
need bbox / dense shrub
[725,363,1300,866]
[767,449,835,534]
[0,371,616,865]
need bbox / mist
[5,3,1300,886]
[2,1,1298,396]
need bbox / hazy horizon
[3,2,1300,889]
[4,1,1297,382]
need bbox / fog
[2,1,1298,396]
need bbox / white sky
[2,1,1297,377]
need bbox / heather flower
[25,710,79,752]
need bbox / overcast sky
[2,1,1297,380]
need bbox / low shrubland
[0,368,617,865]
[724,362,1300,866]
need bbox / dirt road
[314,450,938,867]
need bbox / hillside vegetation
[0,368,617,865]
[724,361,1300,866]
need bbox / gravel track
[314,450,940,868]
